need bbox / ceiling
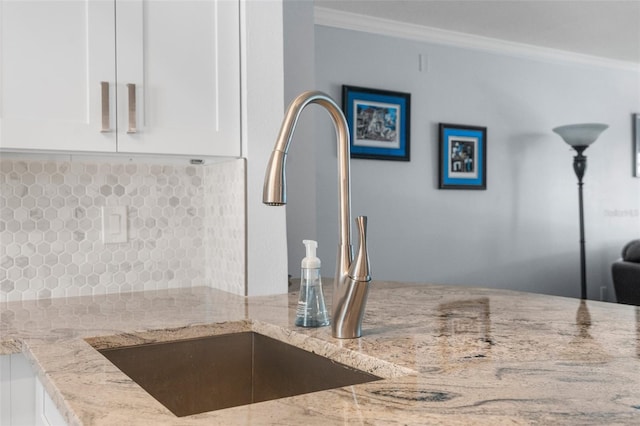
[314,0,640,64]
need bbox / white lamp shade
[552,123,608,147]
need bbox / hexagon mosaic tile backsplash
[0,157,245,302]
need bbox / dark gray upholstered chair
[612,239,640,305]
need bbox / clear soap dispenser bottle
[295,240,330,327]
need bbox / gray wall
[283,0,317,279]
[308,25,640,300]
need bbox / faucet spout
[262,91,371,338]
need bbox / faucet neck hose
[270,91,353,270]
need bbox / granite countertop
[1,282,639,425]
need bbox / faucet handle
[348,216,371,282]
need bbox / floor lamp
[552,123,608,299]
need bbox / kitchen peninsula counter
[1,282,639,425]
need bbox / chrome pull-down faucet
[262,91,371,339]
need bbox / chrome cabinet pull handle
[100,81,110,132]
[127,83,138,133]
[127,83,137,134]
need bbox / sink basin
[96,331,381,417]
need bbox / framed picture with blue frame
[438,123,487,190]
[342,85,410,161]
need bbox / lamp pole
[572,146,588,300]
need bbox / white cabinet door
[116,0,241,156]
[0,0,117,152]
[0,0,240,157]
[35,376,67,426]
[0,355,9,425]
[0,354,67,426]
[0,353,37,425]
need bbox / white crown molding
[314,6,640,73]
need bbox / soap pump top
[302,240,321,269]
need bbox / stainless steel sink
[96,332,381,417]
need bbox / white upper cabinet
[0,1,116,152]
[115,0,240,156]
[0,0,240,157]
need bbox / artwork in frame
[342,85,411,161]
[634,113,640,177]
[438,123,487,190]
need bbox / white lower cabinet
[0,354,67,426]
[35,376,67,426]
[0,354,10,425]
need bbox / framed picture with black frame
[438,123,487,190]
[342,85,410,161]
[634,113,640,177]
